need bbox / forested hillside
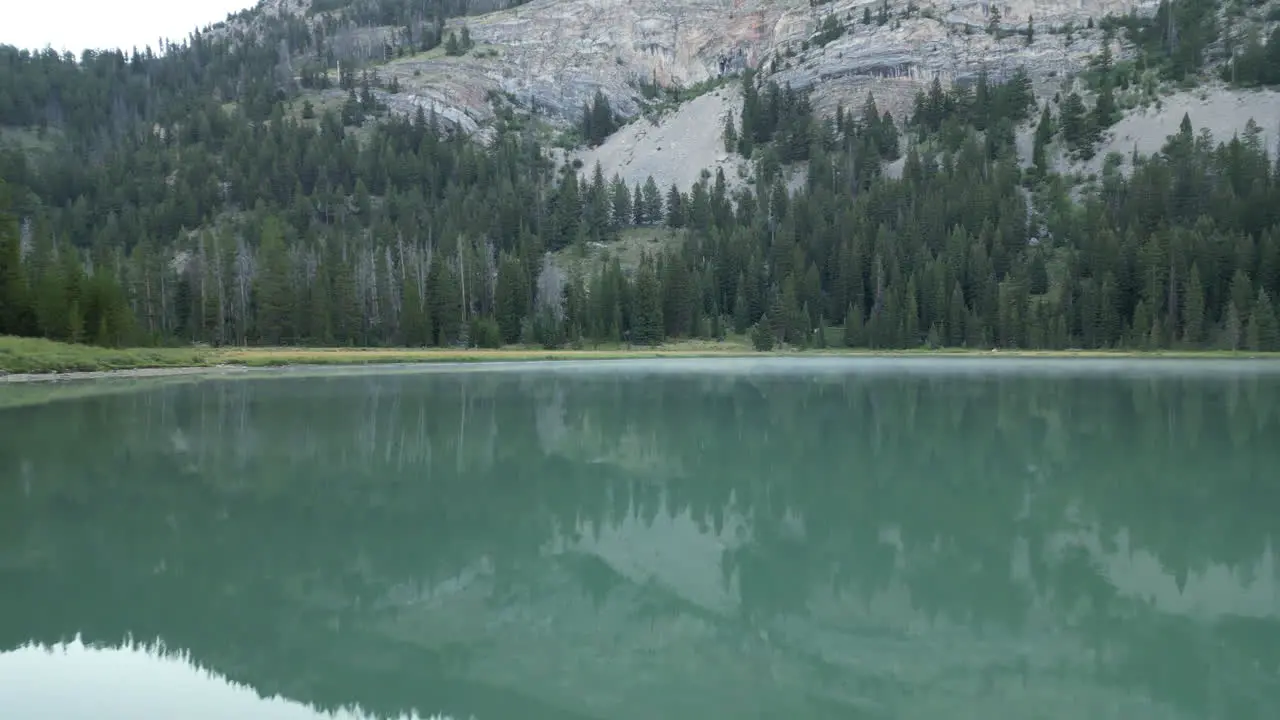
[1,0,1279,352]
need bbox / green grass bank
[3,335,1279,379]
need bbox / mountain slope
[299,0,1280,189]
[571,86,747,195]
[3,0,1280,358]
[383,0,1131,128]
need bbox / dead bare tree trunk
[159,257,169,337]
[143,255,155,337]
[234,236,254,346]
[459,238,469,324]
[197,236,208,342]
[384,244,400,340]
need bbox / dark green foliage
[469,316,502,348]
[1,85,1267,354]
[581,90,619,147]
[733,284,751,334]
[665,185,686,228]
[1104,0,1219,81]
[910,69,1033,140]
[1093,79,1118,131]
[1223,27,1280,87]
[813,15,846,47]
[843,304,864,347]
[1058,92,1097,157]
[630,256,664,346]
[1250,288,1279,351]
[610,175,632,228]
[738,70,815,162]
[641,177,663,225]
[0,182,29,336]
[1032,104,1054,175]
[444,28,473,56]
[533,304,565,349]
[255,217,292,345]
[751,316,775,351]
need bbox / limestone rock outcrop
[380,0,1151,130]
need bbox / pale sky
[3,0,260,54]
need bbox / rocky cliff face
[373,0,1150,133]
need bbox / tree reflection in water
[1,360,1278,719]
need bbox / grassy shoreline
[4,335,1280,381]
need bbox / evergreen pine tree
[751,315,775,351]
[665,184,686,228]
[1183,264,1205,345]
[948,282,966,346]
[330,246,362,346]
[733,283,750,334]
[33,250,67,339]
[1059,92,1088,149]
[633,184,645,225]
[402,272,429,347]
[309,260,334,346]
[1226,303,1243,351]
[1252,288,1279,351]
[631,256,664,346]
[67,300,83,344]
[0,184,30,336]
[1093,78,1117,132]
[642,176,663,224]
[610,175,632,229]
[495,254,528,344]
[843,303,865,347]
[1032,104,1053,175]
[254,217,292,345]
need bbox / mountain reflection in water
[1,359,1279,719]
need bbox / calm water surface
[2,358,1280,719]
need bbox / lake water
[2,358,1280,719]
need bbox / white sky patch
[2,0,260,54]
